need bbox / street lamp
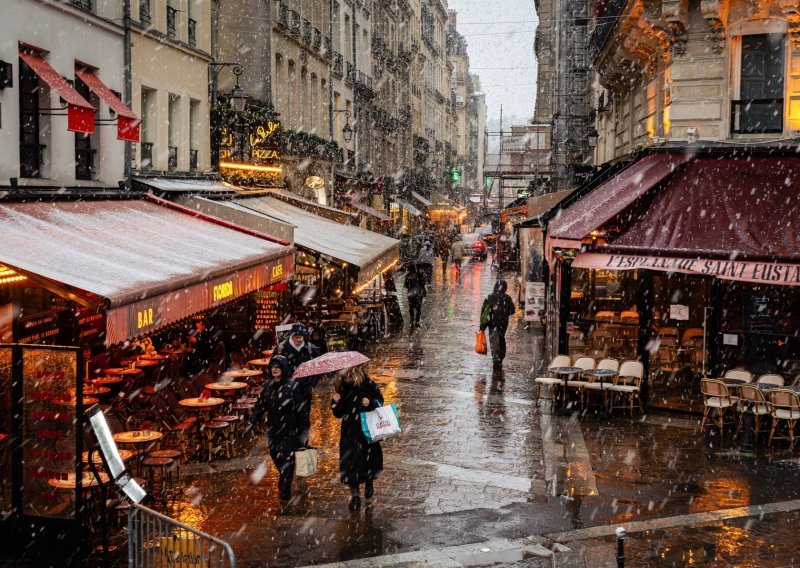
[208,62,248,168]
[586,127,599,149]
[229,66,249,113]
[342,119,354,143]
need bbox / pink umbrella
[292,351,370,378]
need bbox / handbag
[360,404,402,443]
[294,447,318,477]
[475,330,488,354]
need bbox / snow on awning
[348,199,393,222]
[411,191,433,207]
[231,196,399,288]
[75,68,139,142]
[0,197,294,343]
[135,177,241,194]
[19,50,95,134]
[395,198,422,217]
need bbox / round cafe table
[82,386,111,397]
[125,359,160,368]
[139,353,168,361]
[91,376,124,386]
[48,471,110,489]
[113,430,164,474]
[179,397,226,459]
[205,382,248,393]
[248,358,273,368]
[54,396,99,407]
[83,449,134,464]
[261,349,274,358]
[549,366,583,405]
[103,367,143,376]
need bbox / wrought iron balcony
[313,28,322,49]
[277,2,288,26]
[139,0,151,25]
[166,6,177,39]
[290,10,301,35]
[188,18,196,47]
[333,52,343,75]
[69,0,92,11]
[302,19,312,43]
[731,99,784,134]
[346,62,355,85]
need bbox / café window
[732,34,785,134]
[74,74,97,180]
[18,56,49,178]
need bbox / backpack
[480,298,492,328]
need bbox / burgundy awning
[574,156,800,286]
[19,50,95,134]
[547,153,690,247]
[0,198,294,343]
[75,68,140,142]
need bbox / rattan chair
[768,389,800,448]
[606,361,645,416]
[566,357,596,404]
[734,384,770,440]
[534,355,572,404]
[700,378,735,433]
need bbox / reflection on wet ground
[150,260,800,567]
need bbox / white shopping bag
[360,404,402,443]
[294,447,318,477]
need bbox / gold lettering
[137,308,154,329]
[251,148,279,160]
[213,281,234,302]
[271,264,284,279]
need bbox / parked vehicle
[461,233,487,261]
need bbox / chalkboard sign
[744,295,774,333]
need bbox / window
[74,75,96,180]
[167,3,178,40]
[139,0,151,25]
[168,93,180,170]
[19,56,44,178]
[732,34,785,134]
[140,87,155,169]
[189,99,200,170]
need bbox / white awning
[231,196,399,288]
[411,191,433,207]
[396,198,422,217]
[135,177,240,193]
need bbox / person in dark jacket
[249,355,304,501]
[480,280,517,369]
[404,264,427,330]
[331,366,384,511]
[272,323,321,446]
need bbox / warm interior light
[219,161,283,174]
[0,265,26,285]
[353,259,399,295]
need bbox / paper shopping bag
[294,447,318,477]
[360,404,401,443]
[475,330,488,354]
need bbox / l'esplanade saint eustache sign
[105,254,294,343]
[220,119,282,164]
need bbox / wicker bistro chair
[606,361,645,416]
[734,385,771,440]
[758,374,785,388]
[700,379,735,433]
[581,359,624,408]
[534,355,572,403]
[565,357,596,406]
[768,389,800,448]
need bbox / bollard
[616,527,626,568]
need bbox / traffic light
[451,167,461,182]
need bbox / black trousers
[269,446,295,497]
[409,299,423,327]
[489,325,508,363]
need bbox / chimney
[448,9,457,29]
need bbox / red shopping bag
[475,330,488,355]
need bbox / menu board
[21,347,79,519]
[254,288,285,330]
[75,306,104,343]
[16,310,64,344]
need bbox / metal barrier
[128,503,235,567]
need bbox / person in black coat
[273,323,321,447]
[480,280,517,369]
[331,366,384,511]
[404,265,427,330]
[249,355,304,501]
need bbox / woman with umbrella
[248,355,305,501]
[331,365,384,511]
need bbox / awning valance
[411,191,433,208]
[229,196,399,288]
[0,197,294,343]
[349,200,393,222]
[19,50,94,134]
[75,68,139,142]
[396,198,422,217]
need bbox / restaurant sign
[220,120,282,164]
[106,252,295,344]
[574,253,800,286]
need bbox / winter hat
[290,323,308,337]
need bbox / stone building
[591,0,800,161]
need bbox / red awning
[547,153,690,243]
[75,68,140,142]
[349,200,393,222]
[599,156,800,261]
[19,50,94,134]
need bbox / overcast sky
[447,0,538,125]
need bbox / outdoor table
[222,369,263,380]
[550,366,583,405]
[757,384,800,393]
[82,449,133,464]
[125,359,159,368]
[82,386,111,396]
[261,349,274,358]
[179,397,226,459]
[205,382,248,393]
[161,347,191,356]
[91,376,124,386]
[138,353,168,361]
[583,369,618,386]
[54,396,99,407]
[103,367,143,376]
[113,430,164,474]
[248,358,272,367]
[48,471,110,490]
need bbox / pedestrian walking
[248,355,304,501]
[330,366,385,511]
[450,238,466,277]
[480,280,517,369]
[416,241,435,282]
[404,264,427,330]
[272,323,322,446]
[435,232,451,274]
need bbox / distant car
[461,233,487,261]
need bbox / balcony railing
[75,147,95,180]
[189,149,198,170]
[69,0,92,11]
[277,2,288,26]
[333,52,343,76]
[139,0,151,25]
[166,6,177,39]
[302,19,312,43]
[168,146,178,170]
[590,0,625,57]
[313,28,322,49]
[346,62,355,84]
[141,142,154,169]
[731,99,784,134]
[324,36,332,55]
[290,10,301,35]
[188,18,196,47]
[20,142,45,178]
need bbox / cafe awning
[19,50,95,134]
[348,199,394,222]
[75,68,139,142]
[0,197,294,343]
[546,153,689,256]
[575,156,800,285]
[411,191,433,208]
[396,198,422,217]
[514,190,575,228]
[231,196,400,288]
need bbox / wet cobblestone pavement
[149,260,800,567]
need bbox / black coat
[274,340,322,428]
[483,292,516,332]
[250,373,304,452]
[331,376,384,485]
